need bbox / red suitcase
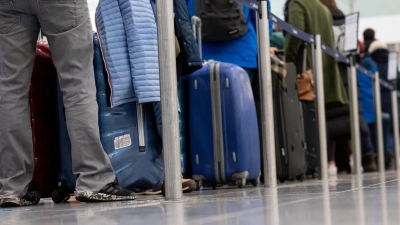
[29,42,60,197]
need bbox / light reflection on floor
[1,172,400,225]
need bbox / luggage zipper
[210,62,226,183]
[136,103,146,152]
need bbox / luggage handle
[136,103,146,152]
[191,16,202,59]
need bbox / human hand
[270,47,278,55]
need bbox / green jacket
[285,0,348,106]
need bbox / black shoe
[0,191,40,208]
[75,182,136,203]
[385,151,395,170]
[362,152,378,172]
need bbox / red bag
[30,42,60,197]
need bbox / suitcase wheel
[52,189,69,204]
[211,183,217,190]
[279,178,286,184]
[296,174,304,182]
[195,180,203,190]
[251,177,260,187]
[236,178,246,188]
[29,191,41,205]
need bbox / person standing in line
[320,0,377,173]
[0,0,136,208]
[284,0,349,175]
[370,40,400,170]
[186,0,273,81]
[357,41,379,172]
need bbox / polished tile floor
[1,172,400,225]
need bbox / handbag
[297,43,315,101]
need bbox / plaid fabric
[270,55,287,90]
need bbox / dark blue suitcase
[189,62,261,189]
[52,33,164,203]
[179,76,191,177]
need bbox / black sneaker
[362,152,378,172]
[75,182,136,202]
[0,191,40,208]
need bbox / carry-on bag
[301,101,321,177]
[297,45,320,177]
[272,62,307,182]
[30,42,60,197]
[52,33,164,203]
[189,61,261,189]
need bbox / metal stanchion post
[348,54,362,175]
[155,0,182,200]
[391,82,400,171]
[374,72,385,172]
[311,35,328,180]
[256,1,277,188]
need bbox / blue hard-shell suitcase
[189,62,261,189]
[179,76,191,177]
[52,33,164,203]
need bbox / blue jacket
[151,0,203,75]
[358,54,378,124]
[371,49,400,119]
[96,0,160,106]
[186,0,272,69]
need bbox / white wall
[359,15,400,44]
[88,0,98,30]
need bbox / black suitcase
[272,63,307,182]
[301,101,321,178]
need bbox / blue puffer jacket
[96,0,160,106]
[150,0,202,75]
[358,54,378,124]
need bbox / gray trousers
[0,0,116,198]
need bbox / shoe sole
[75,193,136,203]
[141,190,162,195]
[0,202,20,208]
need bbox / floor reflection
[1,172,400,225]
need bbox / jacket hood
[330,8,345,26]
[369,40,388,53]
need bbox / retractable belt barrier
[268,11,399,176]
[269,12,398,95]
[236,0,398,182]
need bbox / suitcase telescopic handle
[191,16,202,59]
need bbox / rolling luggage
[272,62,307,182]
[189,61,261,189]
[301,101,321,177]
[29,42,60,197]
[179,76,191,178]
[52,33,164,203]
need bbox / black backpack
[195,0,248,42]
